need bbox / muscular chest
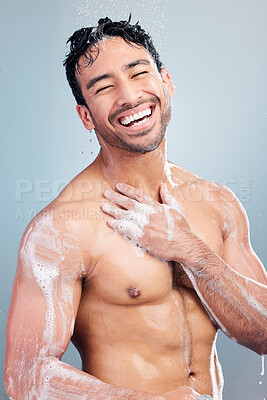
[85,202,223,305]
[89,228,173,304]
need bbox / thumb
[160,183,186,217]
[160,182,179,207]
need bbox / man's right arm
[4,211,162,400]
[4,211,199,400]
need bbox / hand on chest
[91,202,223,306]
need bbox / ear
[76,105,95,131]
[160,68,175,98]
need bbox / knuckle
[124,199,133,209]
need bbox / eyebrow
[86,73,112,91]
[86,59,151,91]
[124,58,150,70]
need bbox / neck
[95,138,169,201]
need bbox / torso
[55,161,225,398]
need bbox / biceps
[6,266,82,366]
[222,234,267,284]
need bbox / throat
[97,139,168,200]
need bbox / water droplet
[261,355,265,376]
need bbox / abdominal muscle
[73,286,219,396]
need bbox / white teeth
[144,108,152,117]
[132,117,149,127]
[120,107,152,126]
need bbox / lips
[115,105,155,133]
[119,106,152,127]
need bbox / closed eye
[96,85,113,94]
[132,71,148,78]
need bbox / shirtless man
[5,16,267,400]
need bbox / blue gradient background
[0,0,266,399]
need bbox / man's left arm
[179,184,267,355]
[102,182,267,355]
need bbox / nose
[116,80,142,107]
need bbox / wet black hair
[63,15,164,108]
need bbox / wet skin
[5,37,267,400]
[71,172,222,395]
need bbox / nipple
[127,285,141,299]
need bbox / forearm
[6,356,164,400]
[175,237,267,354]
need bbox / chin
[120,131,165,154]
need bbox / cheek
[147,77,165,100]
[88,102,108,125]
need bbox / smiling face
[76,37,174,154]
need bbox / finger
[160,183,179,208]
[102,203,139,222]
[104,189,138,210]
[107,219,143,241]
[160,183,186,218]
[116,183,155,205]
[101,203,123,219]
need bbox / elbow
[243,336,267,356]
[4,368,16,400]
[236,323,267,355]
[255,343,267,356]
[4,355,21,400]
[252,329,267,356]
[234,333,267,356]
[4,354,57,399]
[4,355,37,399]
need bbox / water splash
[261,355,265,376]
[75,0,168,64]
[259,355,265,387]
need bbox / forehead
[78,37,155,77]
[94,36,149,57]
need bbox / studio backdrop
[0,1,266,399]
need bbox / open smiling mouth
[118,106,153,128]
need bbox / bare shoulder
[18,204,86,279]
[167,163,248,238]
[167,162,222,201]
[52,166,105,241]
[55,164,103,203]
[193,180,249,239]
[167,162,233,203]
[166,161,200,185]
[19,166,105,278]
[176,173,243,215]
[181,176,248,241]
